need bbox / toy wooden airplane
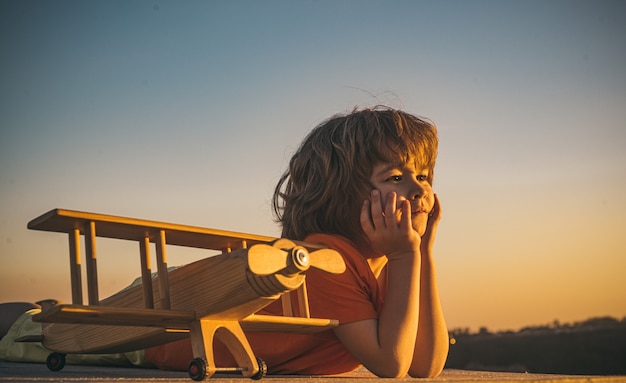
[23,209,346,380]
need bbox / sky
[1,0,625,332]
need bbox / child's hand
[360,190,422,260]
[420,194,441,256]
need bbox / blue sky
[1,0,625,331]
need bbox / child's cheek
[426,184,435,203]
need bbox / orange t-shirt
[144,233,388,375]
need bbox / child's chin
[413,224,427,236]
[413,217,428,234]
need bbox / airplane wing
[34,305,337,334]
[28,208,277,251]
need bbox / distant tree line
[445,316,626,375]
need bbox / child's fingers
[398,199,412,232]
[428,194,442,223]
[422,194,442,248]
[383,192,397,228]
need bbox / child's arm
[410,195,449,377]
[333,191,447,378]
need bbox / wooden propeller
[247,243,345,276]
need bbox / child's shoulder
[305,233,358,254]
[304,233,382,268]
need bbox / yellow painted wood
[138,237,154,308]
[281,293,294,317]
[68,228,83,305]
[40,322,189,354]
[190,319,259,378]
[28,208,277,250]
[296,283,311,318]
[34,245,337,354]
[240,314,337,333]
[34,305,337,333]
[84,221,99,305]
[34,305,196,328]
[155,230,170,310]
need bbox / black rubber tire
[251,357,267,380]
[188,358,207,381]
[45,352,66,372]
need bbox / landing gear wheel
[187,358,206,381]
[46,352,66,371]
[251,357,267,380]
[188,358,207,381]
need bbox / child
[145,106,449,378]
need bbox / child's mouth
[412,207,428,215]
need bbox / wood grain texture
[28,208,341,357]
[35,245,334,354]
[28,208,276,250]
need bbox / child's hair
[272,106,438,243]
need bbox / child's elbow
[371,358,444,378]
[369,358,412,378]
[409,365,444,379]
[374,366,411,379]
[408,354,447,378]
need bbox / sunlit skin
[331,159,449,378]
[368,161,435,238]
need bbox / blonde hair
[272,106,438,243]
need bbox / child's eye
[417,174,429,182]
[387,175,403,182]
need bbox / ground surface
[1,361,625,383]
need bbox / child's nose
[410,184,427,200]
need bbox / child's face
[369,159,435,236]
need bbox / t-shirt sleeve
[304,234,381,325]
